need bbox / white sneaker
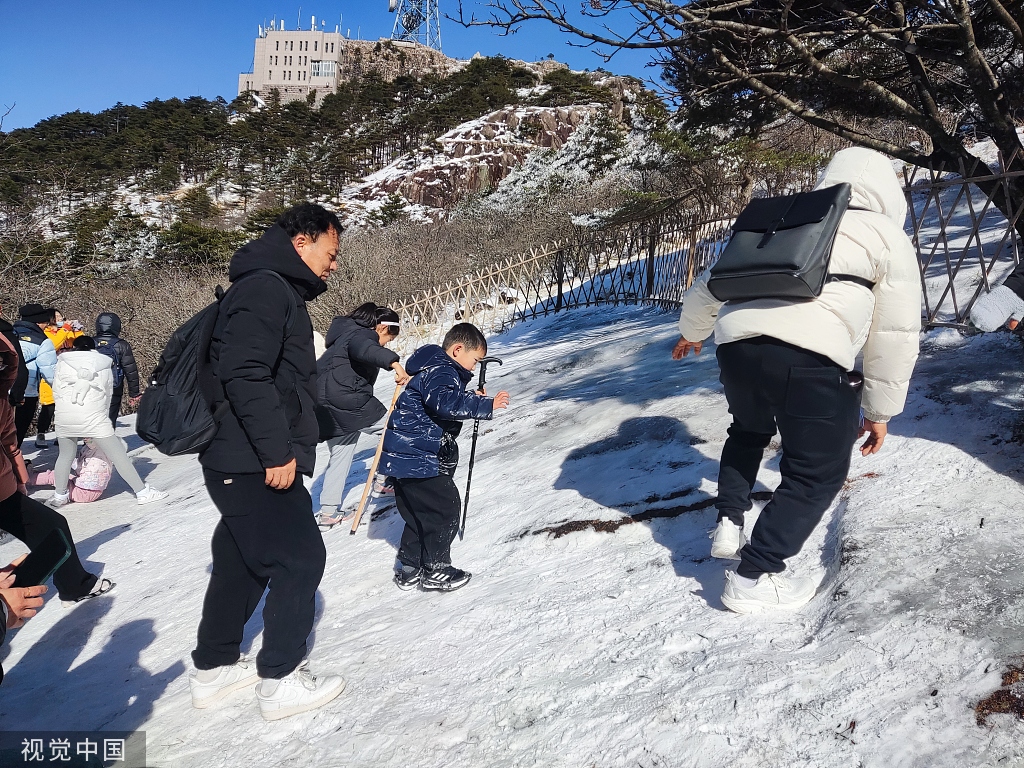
[710,519,746,560]
[136,485,168,505]
[189,657,259,709]
[256,661,345,721]
[46,491,70,510]
[721,570,817,614]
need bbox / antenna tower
[388,0,442,51]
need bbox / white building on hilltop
[238,17,460,106]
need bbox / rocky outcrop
[345,105,603,210]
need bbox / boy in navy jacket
[380,323,510,591]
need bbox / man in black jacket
[0,307,28,407]
[94,313,140,426]
[189,203,347,722]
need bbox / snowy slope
[2,306,1024,766]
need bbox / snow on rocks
[1,306,1024,765]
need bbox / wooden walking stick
[350,385,403,535]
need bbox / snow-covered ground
[3,305,1024,766]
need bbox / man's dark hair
[72,335,96,351]
[443,323,487,353]
[276,203,343,241]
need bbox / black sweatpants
[0,491,97,600]
[36,403,54,436]
[394,474,462,570]
[14,397,38,447]
[193,470,326,679]
[108,384,124,426]
[715,337,861,578]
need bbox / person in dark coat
[190,202,346,722]
[379,323,510,592]
[313,303,409,528]
[94,313,140,426]
[0,305,28,408]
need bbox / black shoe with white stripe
[393,566,422,591]
[420,565,471,592]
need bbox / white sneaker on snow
[721,570,817,614]
[256,661,345,721]
[710,519,746,560]
[136,485,168,505]
[46,491,70,510]
[190,657,260,709]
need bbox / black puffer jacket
[199,225,327,476]
[95,313,140,396]
[316,315,400,439]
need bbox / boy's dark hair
[276,203,343,242]
[443,323,486,352]
[72,335,96,351]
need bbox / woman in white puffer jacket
[673,147,921,614]
[47,336,166,509]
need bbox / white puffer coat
[678,147,922,423]
[53,350,115,439]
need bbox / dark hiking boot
[420,565,471,592]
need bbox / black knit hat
[19,303,54,324]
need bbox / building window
[275,41,279,50]
[311,60,336,78]
[268,70,272,79]
[314,41,317,51]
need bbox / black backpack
[708,183,874,302]
[95,339,124,388]
[135,270,294,456]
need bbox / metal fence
[905,152,1024,328]
[392,208,734,353]
[393,158,1024,348]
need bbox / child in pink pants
[30,439,113,503]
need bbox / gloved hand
[970,285,1024,332]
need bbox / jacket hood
[95,312,121,336]
[406,344,474,385]
[325,315,372,348]
[59,350,113,376]
[228,225,327,301]
[0,333,17,394]
[13,320,46,344]
[815,147,907,227]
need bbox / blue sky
[0,0,662,130]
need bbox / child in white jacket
[46,336,167,509]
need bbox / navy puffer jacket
[380,345,493,479]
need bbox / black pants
[108,384,124,426]
[394,474,461,570]
[193,470,326,679]
[14,397,38,447]
[0,491,97,600]
[715,337,861,578]
[36,403,54,436]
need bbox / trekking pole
[350,385,403,535]
[459,356,503,540]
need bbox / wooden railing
[392,208,734,353]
